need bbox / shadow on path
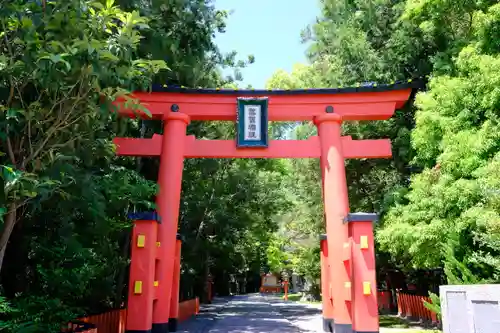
[208,295,302,333]
[265,296,323,332]
[177,294,324,333]
[176,297,232,333]
[269,301,322,321]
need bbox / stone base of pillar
[334,323,353,333]
[323,318,334,332]
[168,318,178,332]
[151,322,169,333]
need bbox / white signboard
[440,284,500,333]
[243,105,261,141]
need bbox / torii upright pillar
[315,112,380,333]
[153,112,189,333]
[316,112,353,332]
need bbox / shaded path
[176,294,437,333]
[177,294,323,333]
[266,297,323,332]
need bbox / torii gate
[114,82,415,333]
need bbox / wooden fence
[376,290,440,325]
[73,309,126,333]
[377,290,392,312]
[64,298,199,333]
[396,292,439,325]
[178,298,200,322]
[65,292,440,332]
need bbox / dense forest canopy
[0,1,267,331]
[267,0,500,291]
[1,0,500,331]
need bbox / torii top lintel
[116,81,419,122]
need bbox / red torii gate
[114,83,415,333]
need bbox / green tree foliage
[0,0,167,330]
[3,0,500,330]
[423,292,441,319]
[265,68,324,295]
[178,132,292,298]
[379,43,500,281]
[0,0,275,331]
[267,0,500,292]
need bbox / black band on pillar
[168,318,178,332]
[343,212,379,223]
[322,318,334,332]
[319,234,327,241]
[334,323,353,333]
[151,322,169,333]
[127,211,162,223]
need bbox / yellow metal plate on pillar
[156,241,161,247]
[154,281,159,287]
[344,281,352,301]
[360,235,368,249]
[363,281,371,295]
[137,235,146,248]
[134,281,143,294]
[342,242,351,261]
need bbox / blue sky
[214,0,319,88]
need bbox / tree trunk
[0,202,18,274]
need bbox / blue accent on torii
[127,211,161,222]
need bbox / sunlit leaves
[282,0,500,286]
[0,0,168,329]
[381,29,500,281]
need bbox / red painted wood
[113,135,392,159]
[169,239,182,323]
[377,291,392,311]
[349,221,378,332]
[178,298,200,322]
[72,297,202,333]
[395,293,439,324]
[113,134,162,156]
[80,309,125,333]
[114,89,411,121]
[316,113,352,328]
[184,136,321,158]
[126,221,157,332]
[321,239,334,322]
[153,113,190,328]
